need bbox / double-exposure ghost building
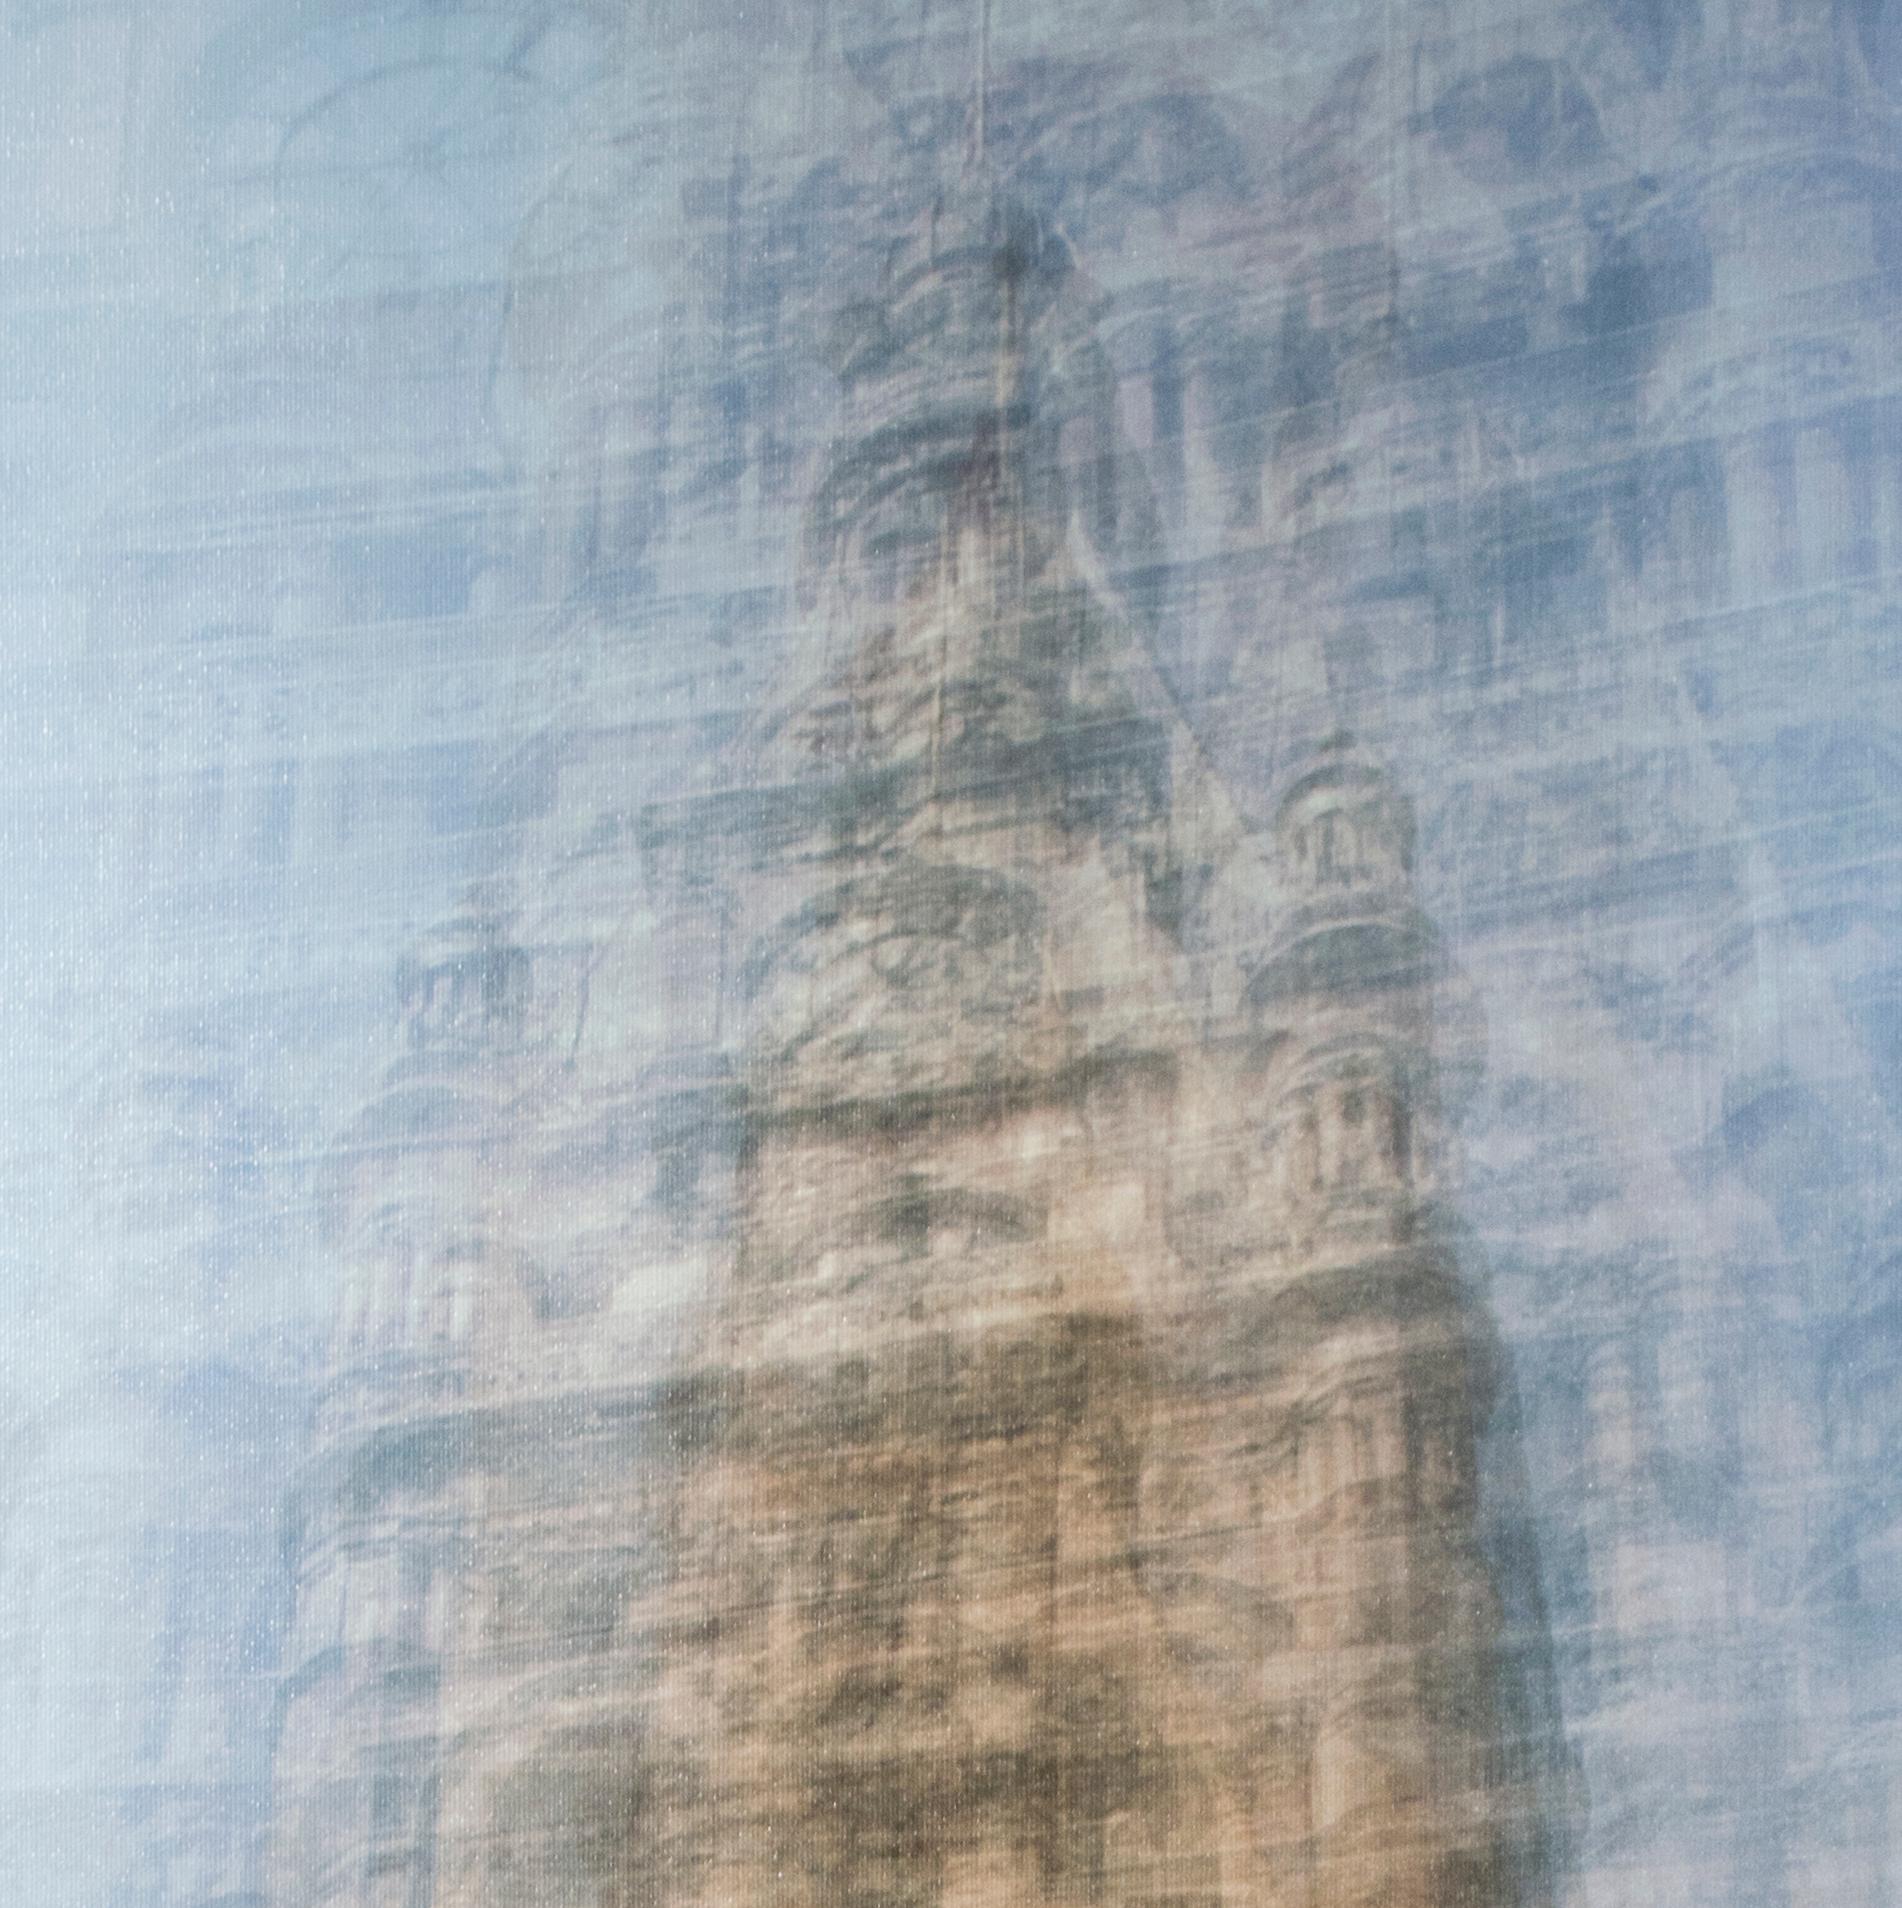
[13,9,1902,1908]
[266,180,1557,1908]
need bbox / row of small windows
[1280,1075,1419,1197]
[163,741,513,871]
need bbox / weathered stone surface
[2,4,1899,1907]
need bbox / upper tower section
[753,178,1165,857]
[722,178,1194,1123]
[805,178,1074,583]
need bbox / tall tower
[259,171,1555,1908]
[647,177,1241,1907]
[264,890,521,1908]
[643,178,1553,1908]
[1143,730,1554,1908]
[1260,740,1540,1907]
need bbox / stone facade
[261,181,1560,1908]
[2,3,1900,1907]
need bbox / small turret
[1272,732,1416,900]
[1197,737,1543,1908]
[393,881,530,1062]
[1248,738,1442,1258]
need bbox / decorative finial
[968,0,992,174]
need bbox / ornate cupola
[1247,736,1443,1264]
[1254,733,1433,1005]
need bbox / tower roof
[802,178,1075,590]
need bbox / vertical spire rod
[972,0,991,170]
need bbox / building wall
[1,2,1898,1904]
